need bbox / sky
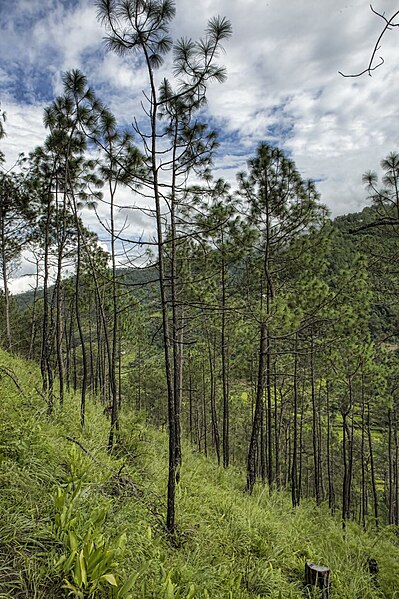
[1,0,399,290]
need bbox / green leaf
[101,573,118,587]
[54,487,65,510]
[62,579,77,591]
[116,531,127,548]
[185,584,196,599]
[118,571,139,596]
[165,578,175,599]
[78,550,87,587]
[86,547,105,573]
[83,539,94,561]
[54,554,66,568]
[69,531,78,552]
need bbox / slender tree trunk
[274,367,281,488]
[206,324,220,464]
[326,381,335,512]
[145,56,177,535]
[55,275,65,407]
[342,410,349,527]
[29,255,40,360]
[266,331,273,487]
[118,334,122,410]
[88,302,94,393]
[137,340,142,411]
[298,375,305,504]
[221,241,229,468]
[65,301,74,392]
[348,412,354,518]
[361,374,367,527]
[388,408,394,524]
[318,381,325,501]
[74,227,87,428]
[260,389,266,484]
[108,178,119,450]
[311,338,320,504]
[202,358,208,457]
[395,409,399,526]
[247,322,266,493]
[291,338,299,507]
[41,193,53,414]
[54,185,67,407]
[1,219,12,351]
[170,131,182,481]
[367,399,379,527]
[188,350,194,445]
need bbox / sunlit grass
[1,347,399,598]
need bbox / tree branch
[339,5,399,77]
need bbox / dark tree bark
[74,227,87,428]
[291,337,299,507]
[247,322,266,493]
[367,399,379,527]
[326,381,335,513]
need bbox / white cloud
[2,0,399,227]
[9,274,37,295]
[1,102,46,166]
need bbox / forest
[1,1,399,598]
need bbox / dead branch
[339,5,399,77]
[349,218,399,233]
[0,366,27,398]
[66,435,104,466]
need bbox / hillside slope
[0,348,398,598]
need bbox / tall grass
[1,348,398,598]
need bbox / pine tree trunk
[221,246,229,469]
[395,409,399,526]
[388,408,394,524]
[291,337,299,507]
[311,339,320,504]
[367,400,379,527]
[55,276,65,407]
[274,369,281,488]
[41,193,53,414]
[207,326,220,465]
[74,227,87,428]
[326,381,335,512]
[247,322,266,493]
[1,219,12,351]
[108,179,119,450]
[361,375,367,527]
[28,256,40,360]
[266,334,273,487]
[202,359,208,457]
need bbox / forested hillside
[1,348,399,598]
[2,0,399,597]
[4,194,399,527]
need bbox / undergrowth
[0,348,399,598]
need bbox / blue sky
[2,0,399,289]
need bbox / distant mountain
[13,265,160,307]
[11,207,399,341]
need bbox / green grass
[1,348,399,598]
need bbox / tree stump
[305,562,330,598]
[367,557,378,580]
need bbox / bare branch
[339,5,399,77]
[349,217,399,233]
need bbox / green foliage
[1,348,399,598]
[51,449,138,598]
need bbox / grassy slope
[0,348,399,599]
